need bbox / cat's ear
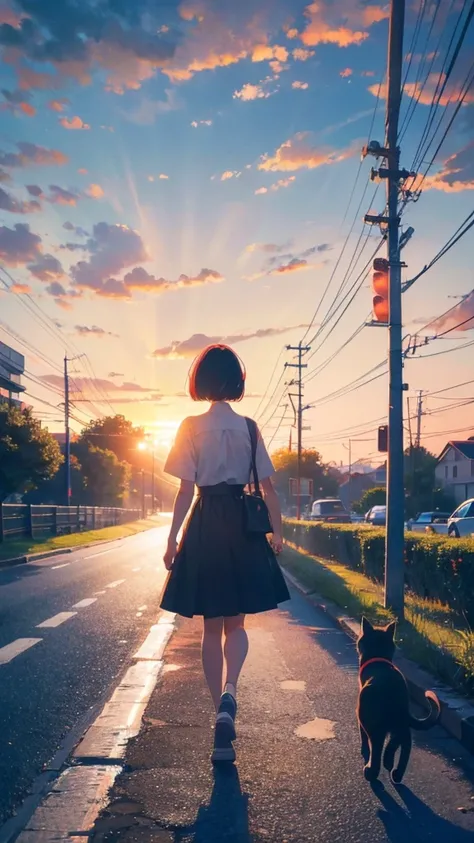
[361,616,373,635]
[385,621,397,640]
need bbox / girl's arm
[163,479,195,569]
[261,477,283,553]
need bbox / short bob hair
[189,344,246,402]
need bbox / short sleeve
[164,419,196,482]
[255,426,275,481]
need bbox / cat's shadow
[372,781,473,843]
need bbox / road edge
[282,565,474,755]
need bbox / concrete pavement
[89,586,474,843]
[0,526,170,829]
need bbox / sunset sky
[1,0,473,469]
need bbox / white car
[447,499,474,538]
[406,512,451,534]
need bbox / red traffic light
[372,257,389,323]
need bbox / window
[453,502,470,518]
[445,465,448,478]
[453,465,458,478]
[418,513,431,523]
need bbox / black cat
[356,617,441,784]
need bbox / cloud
[255,176,296,194]
[108,372,124,378]
[0,222,42,266]
[153,324,307,359]
[17,66,61,91]
[0,168,11,183]
[118,266,224,296]
[40,374,159,396]
[370,73,474,107]
[121,89,181,125]
[10,282,31,294]
[0,186,41,214]
[221,170,241,180]
[85,183,104,198]
[361,70,375,77]
[246,243,330,280]
[340,67,353,78]
[0,1,176,94]
[292,48,315,61]
[0,142,68,168]
[417,142,474,193]
[28,253,66,283]
[70,222,149,295]
[245,241,293,254]
[159,173,169,179]
[1,87,36,116]
[297,1,388,48]
[59,115,90,130]
[63,222,89,237]
[48,184,81,206]
[26,184,42,197]
[251,44,288,63]
[292,80,309,89]
[191,119,213,127]
[259,132,358,172]
[233,80,277,101]
[429,292,474,335]
[47,98,70,112]
[74,324,119,339]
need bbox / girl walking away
[161,344,290,763]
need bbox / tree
[355,487,386,515]
[71,441,131,506]
[0,405,63,501]
[24,455,84,505]
[78,415,145,466]
[271,447,339,510]
[404,445,446,517]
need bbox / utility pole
[415,390,423,448]
[286,342,311,519]
[64,355,71,507]
[384,0,406,617]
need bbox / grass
[282,541,474,696]
[0,514,166,563]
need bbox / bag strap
[245,417,261,496]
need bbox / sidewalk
[90,587,474,843]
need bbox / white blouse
[164,402,275,487]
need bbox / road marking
[72,598,98,609]
[131,567,141,572]
[0,638,42,665]
[84,549,113,559]
[105,579,125,589]
[94,590,106,595]
[37,612,77,629]
[51,563,71,570]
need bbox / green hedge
[283,519,474,622]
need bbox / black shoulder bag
[243,418,273,534]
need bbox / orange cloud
[292,80,309,89]
[259,132,358,172]
[415,142,474,194]
[251,44,288,63]
[255,177,296,194]
[340,67,353,78]
[48,99,70,112]
[17,66,60,91]
[221,170,241,180]
[293,48,315,61]
[10,282,32,294]
[19,102,36,116]
[85,183,104,198]
[298,1,388,48]
[233,82,275,101]
[59,115,91,130]
[370,74,474,107]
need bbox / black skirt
[160,483,290,619]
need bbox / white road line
[36,612,77,629]
[105,579,125,589]
[131,567,141,572]
[84,549,113,559]
[51,563,71,570]
[72,598,98,609]
[0,638,42,665]
[94,590,106,595]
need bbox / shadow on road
[183,765,252,843]
[373,781,473,842]
[0,562,43,587]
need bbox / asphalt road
[0,526,170,827]
[98,583,474,843]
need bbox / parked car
[447,499,474,538]
[406,512,451,534]
[310,498,351,524]
[365,505,387,526]
[350,511,365,523]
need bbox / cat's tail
[409,690,441,730]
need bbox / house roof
[438,440,474,461]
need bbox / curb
[282,565,474,755]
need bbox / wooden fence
[0,504,142,543]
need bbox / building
[435,439,474,504]
[0,341,25,408]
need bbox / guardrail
[0,504,142,543]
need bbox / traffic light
[378,424,388,452]
[372,257,389,323]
